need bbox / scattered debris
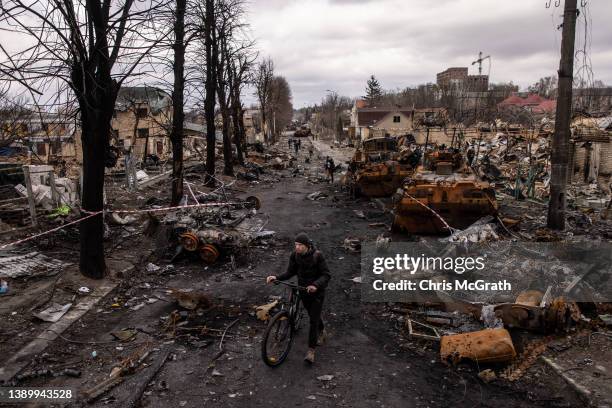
[169,289,211,310]
[307,191,328,201]
[343,237,361,252]
[0,252,68,278]
[146,262,161,273]
[440,328,516,365]
[406,319,440,341]
[599,315,612,327]
[255,300,278,321]
[33,303,72,323]
[111,329,138,342]
[446,216,499,243]
[493,297,581,333]
[478,369,497,383]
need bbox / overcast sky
[246,0,612,107]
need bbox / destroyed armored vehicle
[392,149,498,234]
[346,136,418,197]
[293,126,312,137]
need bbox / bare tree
[254,57,274,143]
[228,50,256,164]
[267,76,293,139]
[202,0,217,184]
[170,0,188,204]
[0,92,31,149]
[0,0,169,278]
[213,0,254,174]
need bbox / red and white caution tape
[0,201,249,250]
[0,211,103,250]
[402,193,456,233]
[86,201,243,215]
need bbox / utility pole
[547,0,577,230]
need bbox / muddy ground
[0,134,595,407]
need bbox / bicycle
[261,280,306,367]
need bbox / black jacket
[276,248,331,291]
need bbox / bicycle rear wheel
[261,310,294,367]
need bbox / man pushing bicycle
[266,232,331,364]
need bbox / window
[50,141,61,155]
[137,108,148,118]
[138,128,149,138]
[36,143,46,156]
[393,115,401,123]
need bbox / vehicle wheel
[261,310,294,367]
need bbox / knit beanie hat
[294,232,311,247]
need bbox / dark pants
[301,293,325,348]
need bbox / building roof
[116,86,171,114]
[596,117,612,130]
[532,100,556,114]
[356,107,413,127]
[523,94,545,105]
[355,99,368,109]
[498,94,556,113]
[184,122,205,133]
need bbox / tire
[261,310,294,367]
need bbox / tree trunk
[220,107,233,175]
[216,67,233,175]
[261,110,267,145]
[231,99,244,165]
[143,132,149,164]
[170,0,186,206]
[79,115,108,279]
[204,0,216,185]
[237,103,246,160]
[547,0,577,230]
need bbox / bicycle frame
[273,280,307,329]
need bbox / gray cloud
[246,0,612,107]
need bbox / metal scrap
[405,319,440,341]
[440,328,516,365]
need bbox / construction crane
[471,51,490,75]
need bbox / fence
[0,164,79,230]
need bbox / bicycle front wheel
[261,310,294,367]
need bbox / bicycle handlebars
[272,280,309,291]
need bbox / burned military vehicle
[392,149,498,234]
[346,136,418,197]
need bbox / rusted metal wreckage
[293,126,312,138]
[173,195,263,265]
[346,136,418,197]
[392,149,498,234]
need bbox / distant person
[326,157,335,183]
[288,138,292,149]
[294,140,299,155]
[467,146,475,166]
